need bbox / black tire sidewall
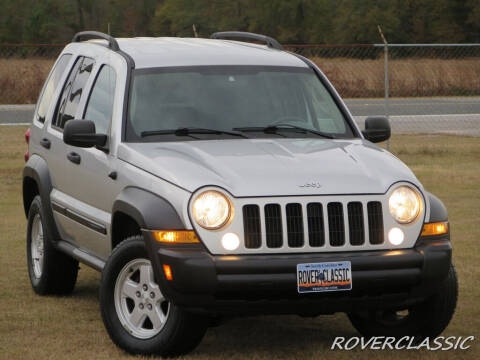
[26,196,50,292]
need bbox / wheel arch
[111,187,185,248]
[23,155,61,241]
[425,191,448,223]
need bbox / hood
[118,138,421,197]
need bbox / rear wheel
[26,195,79,295]
[348,264,458,341]
[100,236,207,357]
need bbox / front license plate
[297,261,352,293]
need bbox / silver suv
[23,31,457,357]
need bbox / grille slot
[286,203,304,247]
[307,203,324,247]
[327,202,345,246]
[265,204,283,248]
[367,201,384,244]
[348,202,364,245]
[243,205,261,248]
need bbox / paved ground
[348,97,480,136]
[0,104,34,125]
[1,98,479,135]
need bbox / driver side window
[84,65,116,134]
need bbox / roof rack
[72,31,119,51]
[210,31,283,50]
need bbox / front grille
[242,200,384,250]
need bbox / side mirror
[362,116,391,143]
[63,120,107,148]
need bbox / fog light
[221,233,240,251]
[388,227,404,246]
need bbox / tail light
[24,128,30,162]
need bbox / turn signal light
[163,265,173,280]
[421,222,449,236]
[153,230,199,244]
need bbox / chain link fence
[1,43,480,135]
[287,44,480,136]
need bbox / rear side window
[36,54,72,123]
[84,65,116,134]
[53,57,95,130]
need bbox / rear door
[30,53,73,188]
[47,56,95,247]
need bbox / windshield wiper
[141,127,249,138]
[233,124,335,139]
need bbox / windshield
[126,66,356,141]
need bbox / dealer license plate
[297,261,352,293]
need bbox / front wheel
[100,235,207,357]
[348,264,458,341]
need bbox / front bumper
[144,231,452,316]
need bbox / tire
[348,264,458,341]
[26,195,79,295]
[100,235,208,357]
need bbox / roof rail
[72,31,120,51]
[210,31,283,50]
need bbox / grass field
[1,57,480,103]
[0,126,479,359]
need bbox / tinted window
[127,66,354,141]
[84,65,116,134]
[53,57,94,129]
[36,54,72,123]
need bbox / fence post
[378,26,390,150]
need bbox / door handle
[67,152,81,165]
[40,138,51,149]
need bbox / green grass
[0,127,478,359]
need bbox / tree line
[1,0,479,44]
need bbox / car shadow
[196,314,358,357]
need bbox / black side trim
[112,187,185,230]
[56,240,105,271]
[51,202,107,235]
[120,50,135,142]
[426,191,448,222]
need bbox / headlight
[192,190,231,229]
[388,186,422,224]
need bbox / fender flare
[112,187,185,230]
[23,154,62,241]
[425,191,448,223]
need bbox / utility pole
[378,25,390,151]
